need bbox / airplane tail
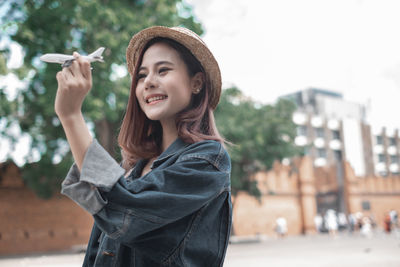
[89,47,105,62]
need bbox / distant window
[376,135,383,145]
[390,155,398,164]
[297,125,307,136]
[317,148,326,158]
[389,137,396,146]
[378,154,386,163]
[378,171,388,177]
[362,201,370,211]
[331,130,340,140]
[334,150,342,161]
[315,128,324,138]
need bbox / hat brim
[126,26,221,110]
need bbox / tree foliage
[215,87,302,197]
[0,52,7,75]
[0,0,202,198]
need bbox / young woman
[56,26,232,266]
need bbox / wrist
[58,112,84,126]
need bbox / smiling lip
[145,94,168,104]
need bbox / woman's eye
[159,68,170,74]
[137,73,146,80]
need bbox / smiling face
[135,42,202,128]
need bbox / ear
[191,72,205,94]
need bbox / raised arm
[55,52,93,171]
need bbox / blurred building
[280,88,400,177]
[1,151,399,255]
[233,156,400,237]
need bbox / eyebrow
[139,61,174,71]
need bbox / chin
[145,114,161,121]
[144,112,165,121]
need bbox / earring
[194,88,201,94]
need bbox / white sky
[186,0,400,129]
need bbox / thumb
[73,51,80,58]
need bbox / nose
[144,72,157,90]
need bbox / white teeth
[147,95,167,103]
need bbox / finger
[74,52,91,79]
[56,71,63,83]
[81,60,92,80]
[56,71,67,89]
[67,52,82,77]
[62,66,74,79]
[68,58,83,77]
[74,52,90,79]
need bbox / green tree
[0,52,7,75]
[215,87,302,198]
[0,0,202,198]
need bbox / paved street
[0,232,399,266]
[225,232,400,267]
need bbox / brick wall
[0,162,93,255]
[233,157,400,237]
[1,156,400,255]
[344,161,400,229]
[233,157,317,236]
[233,192,302,236]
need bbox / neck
[160,119,178,152]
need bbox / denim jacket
[61,138,232,267]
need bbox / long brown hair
[118,37,224,170]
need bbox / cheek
[134,85,139,98]
[177,90,193,110]
[184,89,193,103]
[134,86,146,108]
[135,85,143,101]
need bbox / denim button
[102,251,115,257]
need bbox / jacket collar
[152,138,188,168]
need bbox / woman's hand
[55,52,92,121]
[54,52,94,170]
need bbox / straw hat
[126,26,221,110]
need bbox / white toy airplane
[40,47,105,68]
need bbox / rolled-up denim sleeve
[93,142,231,244]
[61,139,125,214]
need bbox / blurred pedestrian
[275,217,288,238]
[384,212,392,233]
[355,212,363,231]
[369,214,377,229]
[361,217,373,238]
[325,209,338,238]
[389,209,398,229]
[314,213,323,233]
[348,213,356,234]
[338,212,348,231]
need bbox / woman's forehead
[140,42,181,67]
